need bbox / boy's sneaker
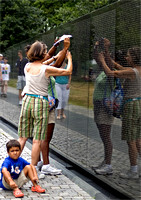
[31,185,45,193]
[37,161,43,171]
[41,164,62,175]
[13,188,24,198]
[91,160,105,170]
[120,170,139,179]
[95,164,113,175]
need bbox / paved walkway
[0,87,141,200]
[0,127,94,200]
[0,87,97,200]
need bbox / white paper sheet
[54,35,72,46]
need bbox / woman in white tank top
[98,39,141,179]
[18,39,73,167]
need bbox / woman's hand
[64,38,70,50]
[66,83,70,90]
[54,37,60,47]
[66,51,72,60]
[98,52,105,63]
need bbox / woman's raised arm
[45,51,73,77]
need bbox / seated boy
[0,139,45,198]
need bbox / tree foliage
[32,0,118,27]
[0,0,44,51]
[0,0,118,52]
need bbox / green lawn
[8,79,17,88]
[69,81,94,109]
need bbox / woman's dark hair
[6,139,21,152]
[115,49,128,67]
[128,46,141,66]
[25,45,31,53]
[27,41,47,62]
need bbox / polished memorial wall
[3,1,141,199]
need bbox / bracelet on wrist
[53,56,56,61]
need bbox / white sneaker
[38,173,45,180]
[95,164,113,175]
[91,160,105,170]
[37,161,43,171]
[120,170,139,179]
[41,164,62,175]
[35,165,45,179]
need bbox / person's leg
[1,81,4,95]
[2,172,24,198]
[4,81,8,95]
[23,165,45,193]
[55,83,62,119]
[37,123,62,175]
[61,108,66,118]
[136,139,141,176]
[127,140,138,166]
[97,123,113,165]
[136,138,141,157]
[40,109,62,175]
[18,137,28,152]
[57,109,61,119]
[120,140,139,179]
[2,171,18,190]
[18,96,33,153]
[23,165,37,186]
[19,89,22,101]
[32,97,48,166]
[61,85,70,118]
[41,123,55,165]
[31,139,42,166]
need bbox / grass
[69,81,94,109]
[8,79,17,88]
[8,79,94,109]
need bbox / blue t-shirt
[55,65,69,84]
[0,156,30,189]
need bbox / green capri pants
[18,95,49,140]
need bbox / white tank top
[24,63,50,96]
[123,68,141,99]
